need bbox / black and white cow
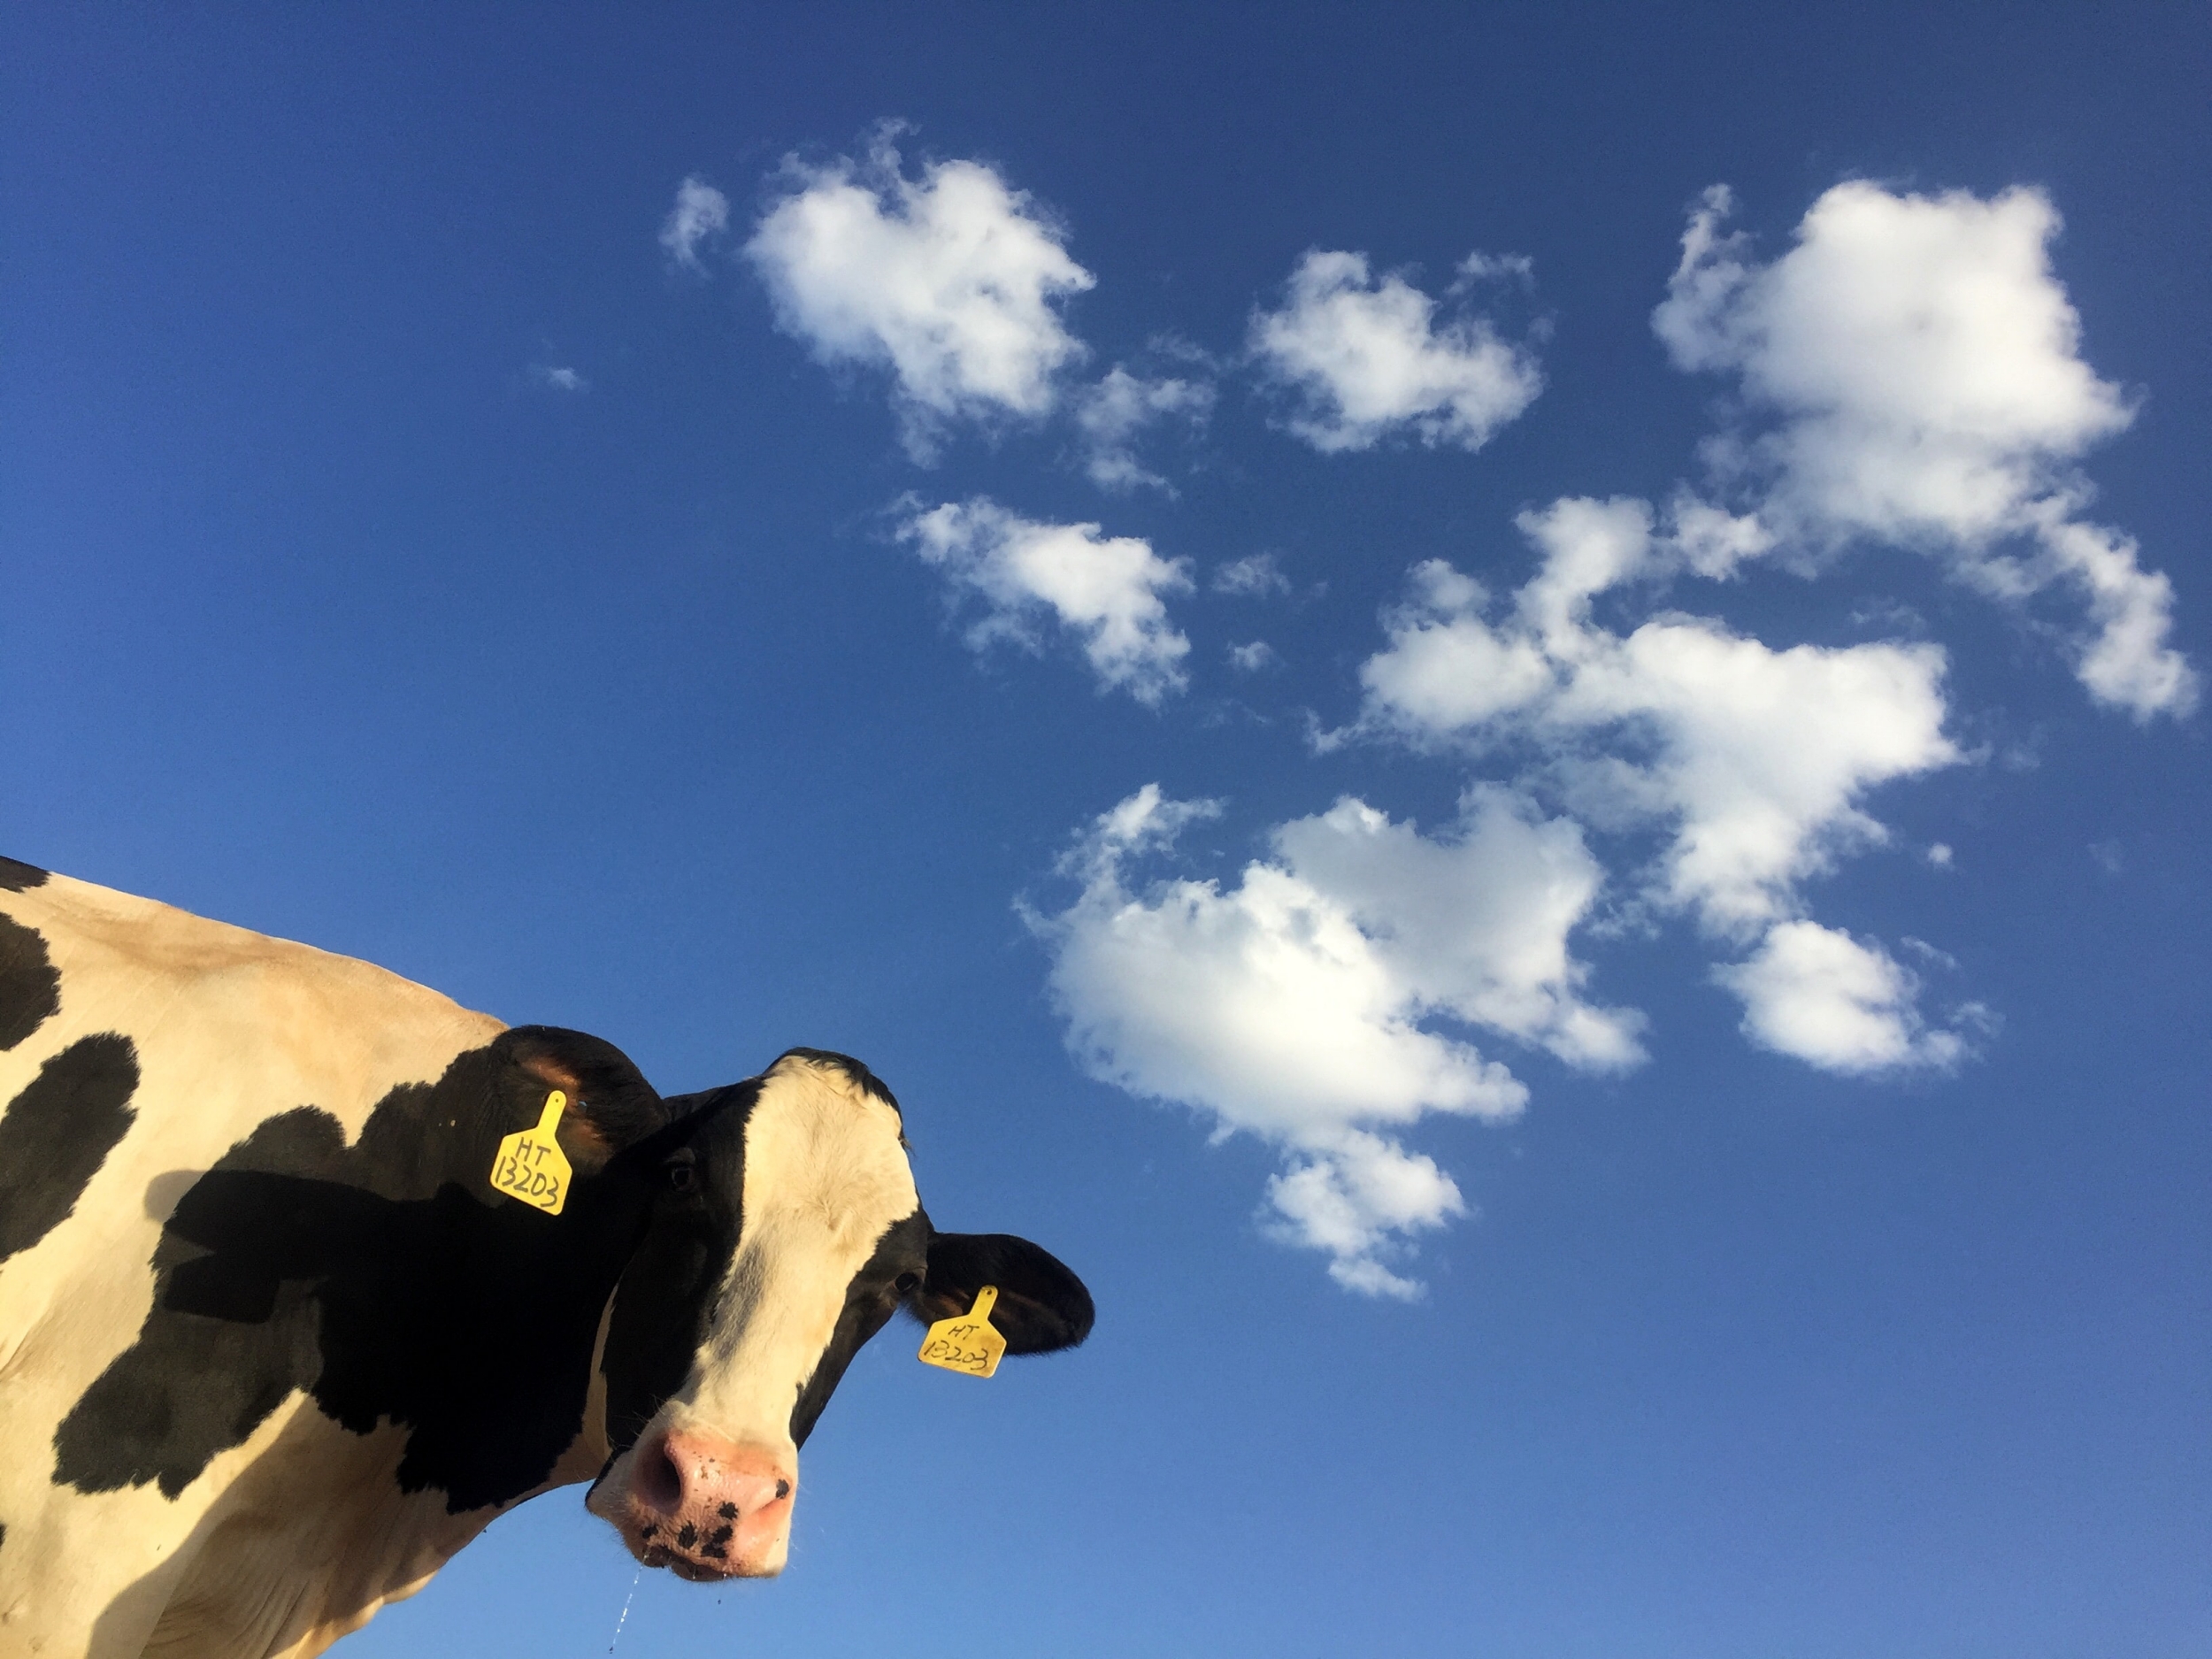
[0,857,1093,1657]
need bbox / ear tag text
[490,1089,572,1215]
[918,1285,1007,1379]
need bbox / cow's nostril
[635,1437,684,1517]
[775,1479,791,1500]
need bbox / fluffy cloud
[1356,497,1962,938]
[534,365,588,393]
[661,175,731,272]
[897,498,1192,703]
[1072,367,1214,491]
[1655,181,2194,719]
[1250,250,1543,453]
[1343,496,1973,1075]
[748,137,1094,460]
[1028,782,1640,1295]
[1715,921,1989,1072]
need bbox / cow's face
[585,1050,1091,1579]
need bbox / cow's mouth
[639,1525,742,1582]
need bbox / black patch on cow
[0,912,62,1052]
[791,1207,932,1447]
[0,857,49,893]
[598,1082,755,1455]
[52,1029,673,1512]
[0,1033,140,1263]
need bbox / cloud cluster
[1249,250,1544,453]
[680,146,2192,1294]
[1655,182,2194,718]
[705,142,1557,485]
[897,499,1193,703]
[1350,496,1979,1068]
[747,138,1094,460]
[1028,783,1639,1295]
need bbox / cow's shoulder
[1,871,508,1429]
[4,868,504,1139]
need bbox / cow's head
[582,1048,1092,1579]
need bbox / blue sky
[5,4,2208,1655]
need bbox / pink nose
[631,1430,795,1575]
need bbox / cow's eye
[893,1271,921,1295]
[664,1154,697,1194]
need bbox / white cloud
[1343,496,1971,1078]
[1356,497,1962,938]
[1250,250,1543,453]
[1266,1132,1466,1300]
[1073,366,1214,491]
[1028,782,1640,1294]
[661,175,731,272]
[1214,552,1292,597]
[1714,920,1986,1072]
[534,365,588,393]
[1226,641,1279,673]
[747,136,1094,461]
[1655,181,2195,719]
[1455,251,1536,287]
[896,498,1192,703]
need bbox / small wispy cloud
[1073,366,1214,492]
[660,175,731,273]
[1213,552,1292,598]
[534,365,588,393]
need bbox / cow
[0,856,1094,1658]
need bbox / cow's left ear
[499,1025,669,1174]
[914,1232,1094,1354]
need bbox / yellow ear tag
[489,1089,572,1215]
[917,1286,1008,1379]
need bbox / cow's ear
[499,1025,669,1173]
[915,1233,1094,1355]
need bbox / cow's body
[0,858,1092,1658]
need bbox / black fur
[0,913,61,1053]
[0,1034,140,1263]
[910,1233,1095,1354]
[0,858,49,893]
[792,1210,931,1447]
[598,1082,756,1455]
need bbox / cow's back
[0,865,505,1655]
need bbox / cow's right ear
[499,1025,669,1172]
[916,1233,1094,1355]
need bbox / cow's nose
[636,1430,795,1574]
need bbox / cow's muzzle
[586,1428,795,1580]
